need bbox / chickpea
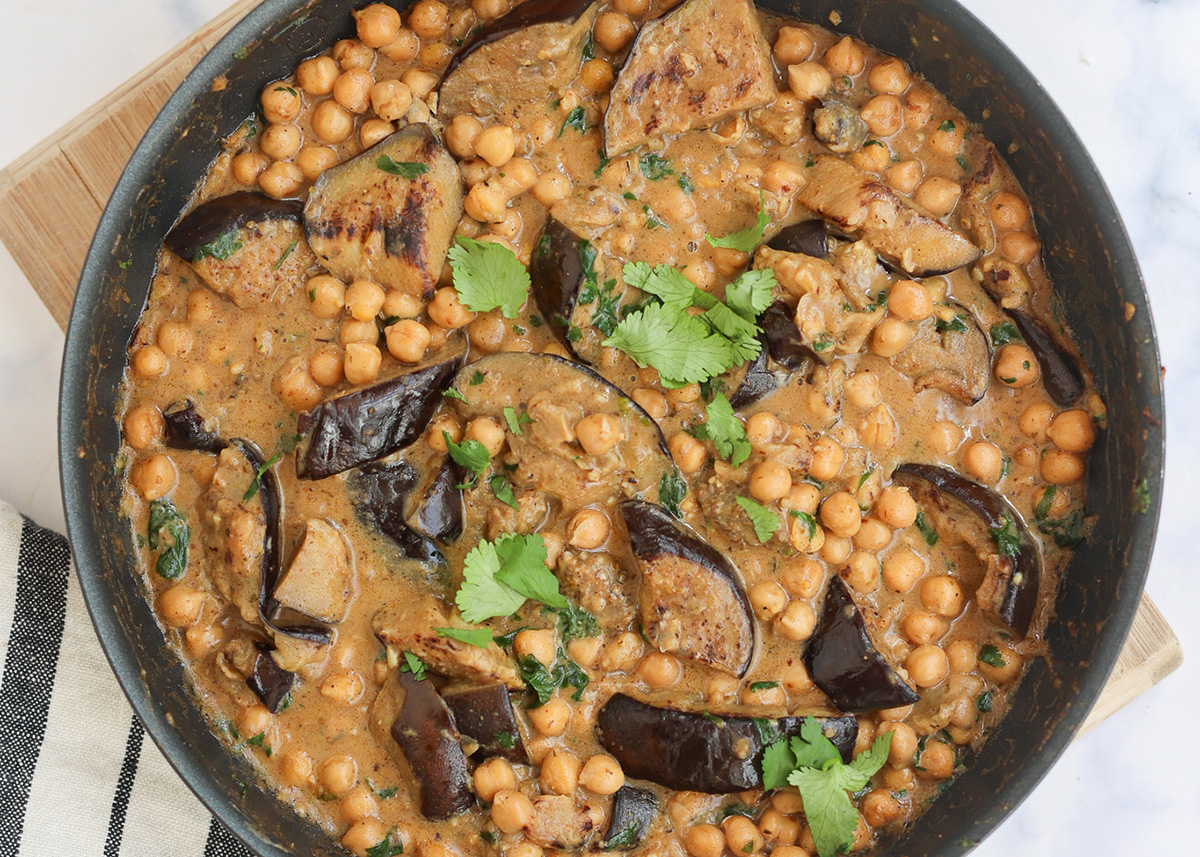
[884,159,923,195]
[319,755,357,796]
[427,413,461,451]
[903,88,935,128]
[133,453,176,500]
[564,508,609,550]
[875,721,917,766]
[1041,449,1085,485]
[599,631,644,673]
[157,583,204,627]
[339,785,379,824]
[401,67,439,99]
[914,177,961,217]
[881,765,915,793]
[629,387,667,421]
[124,404,164,450]
[579,755,624,795]
[334,68,374,114]
[780,558,823,599]
[861,789,902,828]
[280,750,313,787]
[261,123,302,161]
[746,412,784,447]
[906,644,950,688]
[995,343,1039,389]
[527,698,571,736]
[427,287,475,329]
[989,191,1030,230]
[665,382,701,407]
[773,26,814,65]
[841,550,879,594]
[464,418,505,459]
[613,0,648,14]
[749,581,788,620]
[873,486,916,530]
[296,56,339,95]
[258,161,304,198]
[928,420,964,456]
[306,274,346,319]
[276,357,324,410]
[723,815,764,856]
[809,437,846,481]
[870,317,915,357]
[296,146,339,181]
[1016,404,1054,442]
[360,117,394,149]
[312,100,355,144]
[464,182,507,223]
[782,482,821,517]
[902,610,949,645]
[342,820,390,857]
[355,3,402,47]
[686,824,726,857]
[787,61,831,101]
[853,518,892,553]
[869,57,911,95]
[820,492,862,538]
[408,0,449,39]
[345,280,386,322]
[382,319,429,364]
[532,171,572,208]
[921,575,965,617]
[669,432,706,474]
[580,58,615,92]
[788,511,825,554]
[379,27,419,62]
[239,703,273,737]
[382,289,423,320]
[310,346,344,387]
[231,151,269,186]
[762,159,806,195]
[320,671,365,705]
[820,533,852,565]
[575,413,624,456]
[594,11,635,53]
[259,82,301,125]
[945,639,978,674]
[882,547,925,592]
[540,749,582,795]
[1001,231,1041,266]
[978,642,1023,683]
[491,789,533,834]
[750,460,792,503]
[918,739,956,780]
[859,94,902,137]
[759,809,800,847]
[962,440,1004,484]
[513,628,555,666]
[493,158,537,198]
[445,114,483,159]
[343,342,382,386]
[469,126,514,170]
[824,36,864,76]
[1047,409,1096,453]
[568,635,603,669]
[333,38,375,70]
[776,600,816,642]
[929,119,965,155]
[636,652,681,689]
[472,0,510,20]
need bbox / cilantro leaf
[488,473,519,509]
[989,321,1022,346]
[434,626,494,648]
[988,514,1021,558]
[559,106,587,137]
[448,236,530,319]
[443,387,468,402]
[443,432,490,485]
[735,497,779,543]
[979,644,1006,667]
[503,406,532,435]
[557,603,600,642]
[789,509,818,540]
[147,499,189,580]
[914,511,938,546]
[519,650,589,705]
[706,193,769,252]
[639,152,674,180]
[658,468,687,519]
[695,393,751,466]
[376,155,428,178]
[603,302,736,386]
[400,651,426,681]
[193,229,242,261]
[365,828,405,857]
[243,450,283,502]
[494,534,566,609]
[724,268,776,321]
[790,716,843,770]
[623,261,696,311]
[760,738,796,791]
[455,534,565,622]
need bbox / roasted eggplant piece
[767,220,829,259]
[892,303,991,404]
[530,215,590,359]
[761,300,820,370]
[601,785,657,851]
[387,671,474,819]
[296,348,463,480]
[304,125,462,297]
[727,339,777,410]
[162,400,226,453]
[353,460,442,564]
[441,683,529,764]
[439,1,598,118]
[272,519,355,623]
[893,463,1041,637]
[604,0,777,156]
[525,796,603,849]
[165,192,314,308]
[412,455,465,543]
[1010,310,1085,406]
[797,156,981,276]
[804,576,920,712]
[620,500,755,676]
[449,353,672,507]
[813,100,869,154]
[597,693,857,792]
[246,641,296,713]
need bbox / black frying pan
[58,1,1165,854]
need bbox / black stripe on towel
[204,817,253,857]
[0,517,71,857]
[103,715,144,857]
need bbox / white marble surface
[0,0,1196,853]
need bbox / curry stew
[117,1,1103,855]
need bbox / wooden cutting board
[0,0,1180,736]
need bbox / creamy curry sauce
[116,1,1104,856]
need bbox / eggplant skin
[602,785,657,850]
[441,683,529,764]
[767,220,829,259]
[352,460,444,565]
[1009,310,1085,407]
[444,0,593,78]
[162,400,226,453]
[530,216,588,359]
[761,301,819,371]
[621,500,756,677]
[164,192,302,261]
[246,642,295,713]
[596,693,857,793]
[390,672,474,819]
[727,339,776,410]
[892,463,1041,637]
[412,456,464,543]
[804,576,921,713]
[296,352,462,480]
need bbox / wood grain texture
[0,0,1181,730]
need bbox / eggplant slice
[352,459,444,564]
[530,215,592,360]
[766,220,830,259]
[165,192,314,308]
[804,576,920,712]
[387,671,474,819]
[892,303,991,404]
[1010,310,1085,406]
[620,501,755,677]
[441,683,529,764]
[246,641,296,713]
[162,400,226,454]
[892,463,1041,637]
[304,124,462,297]
[604,0,777,156]
[601,785,658,851]
[296,346,463,480]
[448,353,672,508]
[797,156,981,277]
[439,1,598,118]
[597,693,857,793]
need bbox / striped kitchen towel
[0,500,253,856]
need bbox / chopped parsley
[638,152,674,180]
[658,469,688,519]
[448,236,531,319]
[502,406,532,435]
[935,314,969,333]
[789,509,818,540]
[988,514,1021,558]
[243,450,283,501]
[748,681,780,692]
[519,650,589,705]
[488,473,519,510]
[376,155,428,178]
[443,387,468,402]
[603,821,642,851]
[989,321,1022,346]
[914,511,938,546]
[559,106,587,137]
[556,603,600,643]
[366,828,404,857]
[1133,477,1150,515]
[976,690,994,712]
[494,731,517,749]
[735,497,780,543]
[576,240,623,336]
[938,119,956,133]
[271,239,299,270]
[192,229,242,261]
[979,644,1006,668]
[434,626,494,648]
[677,174,694,194]
[705,193,769,252]
[400,651,427,681]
